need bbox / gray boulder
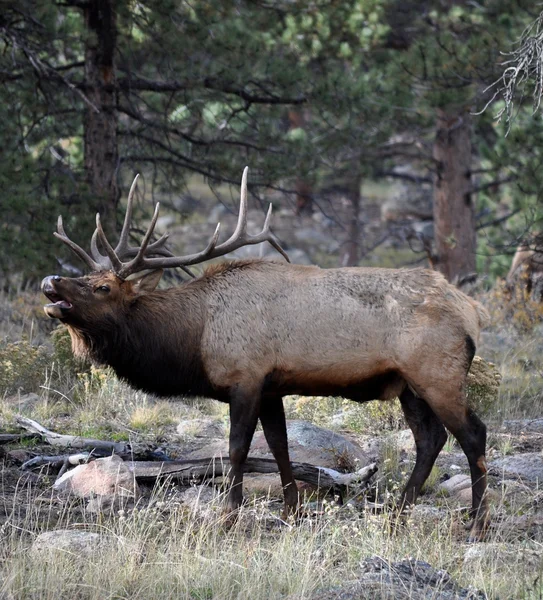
[31,530,113,558]
[308,557,485,599]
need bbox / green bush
[0,339,50,395]
[466,356,502,417]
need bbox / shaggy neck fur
[67,286,213,398]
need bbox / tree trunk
[83,0,119,232]
[432,110,476,282]
[288,109,313,215]
[340,173,363,267]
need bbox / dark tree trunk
[432,110,476,282]
[340,173,363,267]
[83,0,119,232]
[288,109,313,215]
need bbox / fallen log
[0,433,40,444]
[14,415,164,460]
[21,452,94,472]
[15,416,132,453]
[14,416,378,492]
[128,457,378,490]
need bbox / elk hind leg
[425,394,488,541]
[399,388,447,509]
[260,396,299,518]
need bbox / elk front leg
[226,385,261,514]
[260,396,299,518]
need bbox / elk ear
[128,269,164,294]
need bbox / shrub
[0,339,50,395]
[487,276,543,332]
[466,356,502,417]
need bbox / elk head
[42,167,289,322]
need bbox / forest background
[2,0,542,287]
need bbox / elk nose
[41,275,61,291]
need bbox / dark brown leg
[226,385,261,513]
[399,388,448,508]
[438,407,488,541]
[260,396,299,517]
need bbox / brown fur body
[42,259,490,540]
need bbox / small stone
[176,418,225,439]
[6,449,34,464]
[439,474,472,495]
[31,530,112,558]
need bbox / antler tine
[229,165,249,241]
[262,204,291,263]
[89,228,113,269]
[54,216,102,271]
[207,168,290,261]
[147,231,170,253]
[115,174,139,257]
[118,202,163,278]
[96,213,123,272]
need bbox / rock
[382,183,433,221]
[176,418,225,440]
[455,487,473,505]
[31,530,113,558]
[242,473,284,499]
[53,455,140,512]
[6,449,34,464]
[466,356,501,416]
[184,420,371,471]
[439,474,472,495]
[389,429,415,453]
[410,505,449,523]
[6,392,40,413]
[501,418,543,434]
[491,453,543,482]
[464,542,541,568]
[177,485,220,519]
[308,557,485,600]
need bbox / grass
[0,484,542,599]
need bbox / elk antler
[54,167,290,279]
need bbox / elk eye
[97,285,110,293]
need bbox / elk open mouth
[42,288,73,318]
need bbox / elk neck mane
[66,281,213,398]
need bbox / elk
[42,168,490,540]
[506,237,543,302]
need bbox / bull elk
[42,168,491,540]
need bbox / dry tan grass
[0,483,541,599]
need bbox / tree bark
[288,109,313,215]
[432,110,476,282]
[340,173,363,267]
[83,0,119,231]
